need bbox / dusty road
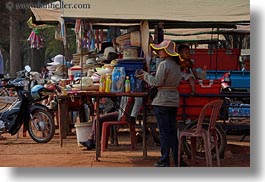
[0,130,250,167]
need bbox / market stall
[29,0,250,162]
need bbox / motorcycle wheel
[182,121,227,160]
[0,88,10,111]
[28,109,55,143]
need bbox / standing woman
[136,40,182,167]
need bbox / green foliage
[42,27,76,61]
[66,28,77,56]
[42,27,62,60]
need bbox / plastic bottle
[111,67,125,92]
[61,88,67,96]
[202,64,207,80]
[99,74,106,92]
[135,78,142,92]
[130,74,135,92]
[125,76,130,93]
[105,74,112,92]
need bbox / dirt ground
[0,129,250,167]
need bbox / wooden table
[57,91,148,161]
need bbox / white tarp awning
[162,25,250,41]
[30,1,62,22]
[62,0,250,26]
[31,8,61,22]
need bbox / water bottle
[105,74,112,92]
[130,74,135,92]
[125,76,130,93]
[111,67,125,92]
[99,74,106,92]
[111,67,120,92]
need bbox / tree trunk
[9,13,21,78]
[31,48,40,72]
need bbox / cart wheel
[181,120,227,160]
[151,127,160,145]
[0,88,10,111]
[136,126,160,145]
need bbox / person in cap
[136,39,186,167]
[178,44,198,95]
[41,66,49,80]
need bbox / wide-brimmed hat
[140,21,151,61]
[50,75,63,83]
[122,47,144,60]
[150,40,180,57]
[71,76,95,90]
[54,65,68,76]
[47,65,57,71]
[97,47,117,62]
[130,31,141,47]
[86,58,96,65]
[47,54,65,66]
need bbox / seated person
[178,44,198,95]
[80,96,143,150]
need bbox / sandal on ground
[0,135,7,140]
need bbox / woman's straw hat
[150,40,180,57]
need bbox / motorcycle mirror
[25,65,31,72]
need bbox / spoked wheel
[136,124,160,145]
[28,109,55,143]
[182,120,227,160]
[0,88,10,111]
[150,127,160,144]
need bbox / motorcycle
[0,65,55,143]
[220,72,232,91]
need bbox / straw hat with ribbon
[150,40,180,57]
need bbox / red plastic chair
[101,97,137,152]
[178,99,223,167]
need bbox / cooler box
[116,59,145,76]
[178,79,221,94]
[190,48,240,70]
[177,97,220,120]
[68,66,82,78]
[177,79,221,120]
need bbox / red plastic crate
[190,48,241,70]
[178,80,221,94]
[177,97,220,120]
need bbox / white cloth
[118,96,142,121]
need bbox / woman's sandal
[0,135,7,140]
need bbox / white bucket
[74,122,92,147]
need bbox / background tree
[0,0,76,77]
